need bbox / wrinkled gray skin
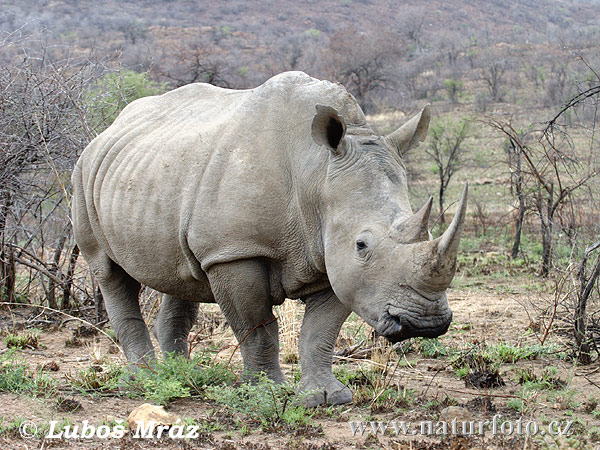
[72,72,467,407]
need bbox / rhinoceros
[71,71,467,406]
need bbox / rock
[127,403,181,431]
[440,406,471,423]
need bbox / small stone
[440,406,471,422]
[127,403,181,431]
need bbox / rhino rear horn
[395,196,433,243]
[385,104,430,156]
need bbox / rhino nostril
[380,313,403,336]
[389,314,402,327]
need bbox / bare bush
[320,28,403,114]
[479,49,511,102]
[573,241,600,364]
[0,40,100,308]
[490,120,596,277]
[425,118,471,224]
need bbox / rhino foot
[299,377,352,407]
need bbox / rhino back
[74,72,367,299]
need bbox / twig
[544,85,600,136]
[334,339,365,357]
[445,387,520,399]
[225,316,278,369]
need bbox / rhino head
[312,104,467,342]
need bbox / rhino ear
[311,105,346,155]
[385,104,430,156]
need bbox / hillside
[2,0,599,95]
[3,0,599,43]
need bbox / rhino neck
[284,142,330,279]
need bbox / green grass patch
[450,341,558,389]
[395,337,450,358]
[123,352,235,405]
[0,349,59,397]
[334,366,416,410]
[4,329,41,349]
[206,373,314,431]
[66,364,123,394]
[0,416,27,438]
[514,366,566,390]
[545,389,579,410]
[485,342,559,363]
[456,251,534,280]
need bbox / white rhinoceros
[72,71,467,406]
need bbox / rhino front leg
[299,290,351,407]
[155,295,199,356]
[208,260,285,383]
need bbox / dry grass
[274,300,303,364]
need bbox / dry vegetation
[1,0,600,449]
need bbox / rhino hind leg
[207,259,285,383]
[155,295,199,356]
[93,258,156,367]
[299,290,352,407]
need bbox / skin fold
[72,71,467,406]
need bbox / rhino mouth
[375,288,452,342]
[377,312,452,342]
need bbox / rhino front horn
[416,184,468,293]
[437,183,468,258]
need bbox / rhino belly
[90,148,215,303]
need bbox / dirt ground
[1,285,599,450]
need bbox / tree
[479,50,510,102]
[322,28,403,114]
[426,118,471,224]
[490,120,596,277]
[153,43,233,89]
[444,78,463,104]
[431,29,470,68]
[272,35,304,72]
[397,56,434,102]
[574,241,600,364]
[398,6,427,56]
[0,41,99,307]
[503,129,528,258]
[544,62,570,107]
[86,70,167,131]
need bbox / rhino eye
[356,240,368,251]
